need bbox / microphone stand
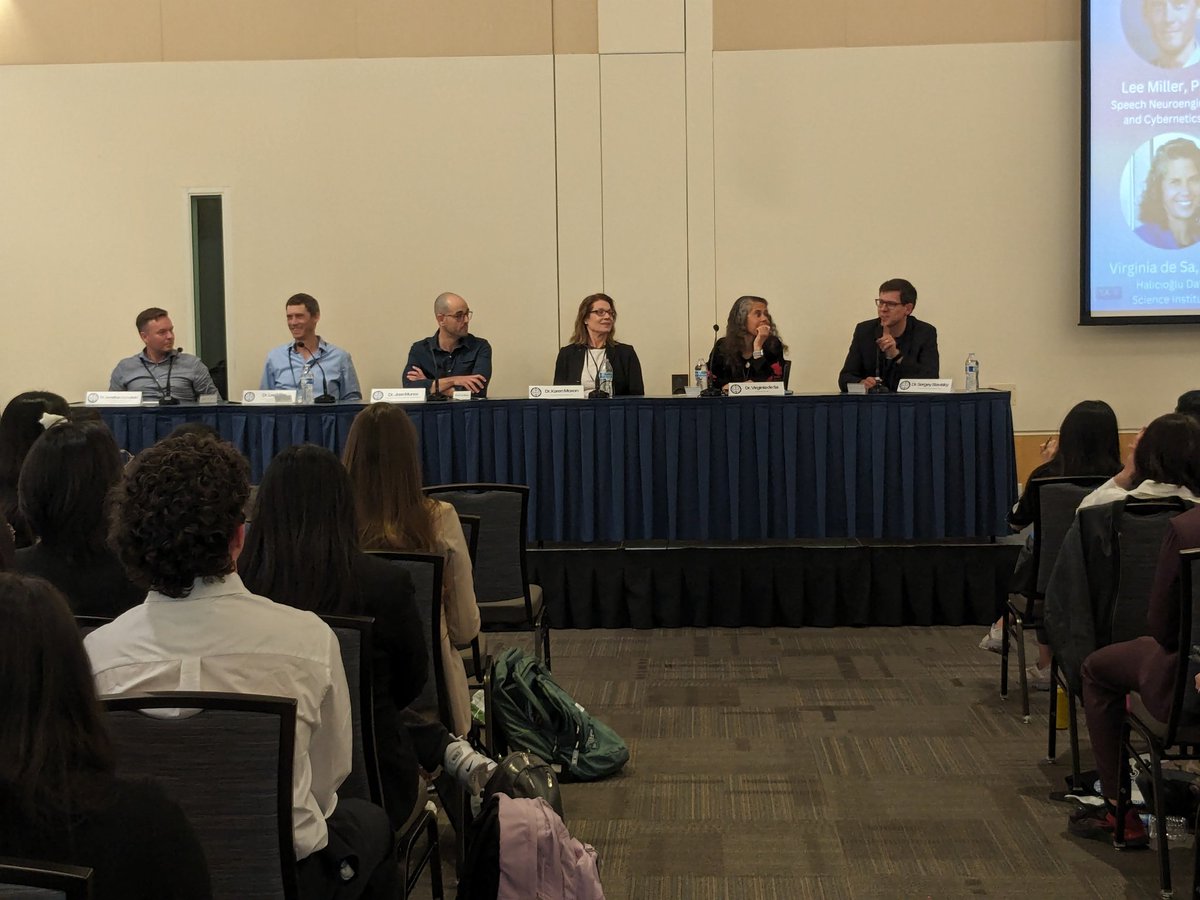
[311,357,336,405]
[158,350,180,405]
[869,344,889,394]
[427,358,451,401]
[700,323,724,397]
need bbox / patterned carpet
[422,626,1189,898]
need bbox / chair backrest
[101,692,298,900]
[1107,498,1190,645]
[0,859,92,900]
[1168,548,1200,744]
[1030,476,1111,595]
[364,551,451,730]
[424,484,531,611]
[457,514,481,568]
[781,358,792,390]
[72,616,112,639]
[318,615,381,809]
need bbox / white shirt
[1077,477,1200,512]
[84,573,352,860]
[580,348,607,393]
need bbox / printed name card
[451,390,473,402]
[370,388,426,404]
[727,382,785,396]
[241,390,298,405]
[527,385,585,399]
[897,379,954,394]
[85,391,142,406]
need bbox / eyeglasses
[874,299,906,310]
[440,310,473,321]
[589,308,615,319]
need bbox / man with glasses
[404,292,492,397]
[837,278,939,393]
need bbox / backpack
[491,647,629,781]
[458,794,605,900]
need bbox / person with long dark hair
[343,403,481,737]
[553,293,645,395]
[1078,412,1200,510]
[0,390,70,547]
[0,572,211,899]
[239,444,431,827]
[12,419,142,617]
[706,295,787,391]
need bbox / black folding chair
[0,859,92,899]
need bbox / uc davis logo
[899,381,911,392]
[372,390,383,401]
[729,383,742,395]
[530,387,543,398]
[244,392,256,402]
[86,392,99,404]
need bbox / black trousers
[296,798,396,900]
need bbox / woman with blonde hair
[343,403,481,736]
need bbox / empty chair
[0,859,92,900]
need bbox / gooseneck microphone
[428,355,451,401]
[157,348,180,405]
[700,323,724,397]
[295,342,337,404]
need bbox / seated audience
[0,572,211,899]
[12,418,143,617]
[0,391,70,547]
[706,295,787,391]
[1177,389,1200,421]
[1068,504,1200,846]
[343,404,482,736]
[553,293,645,395]
[1078,413,1200,511]
[979,400,1123,690]
[85,433,396,899]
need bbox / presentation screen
[1084,0,1200,323]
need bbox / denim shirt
[260,339,362,401]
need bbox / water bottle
[964,353,979,392]
[598,358,614,397]
[299,366,315,404]
[694,358,708,390]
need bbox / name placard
[451,390,473,402]
[527,385,585,399]
[370,388,426,404]
[85,391,142,407]
[897,379,954,394]
[242,390,298,405]
[727,382,785,396]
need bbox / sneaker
[978,623,1004,653]
[1067,804,1149,848]
[1025,664,1052,692]
[443,739,498,795]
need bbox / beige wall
[2,1,1192,433]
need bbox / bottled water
[299,366,316,404]
[694,358,708,390]
[598,358,614,397]
[964,353,980,392]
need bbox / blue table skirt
[99,393,1016,542]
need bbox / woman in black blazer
[553,293,645,396]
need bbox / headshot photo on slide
[1120,133,1200,249]
[1122,0,1200,69]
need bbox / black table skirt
[98,393,1016,543]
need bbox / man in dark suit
[837,278,939,393]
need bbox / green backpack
[491,647,629,781]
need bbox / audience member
[1176,389,1200,421]
[404,292,492,397]
[0,572,211,899]
[707,295,788,391]
[979,400,1123,678]
[0,513,13,570]
[553,293,645,395]
[0,391,70,547]
[108,308,220,402]
[1068,504,1200,846]
[344,404,482,735]
[260,293,362,402]
[12,418,143,617]
[85,433,396,899]
[1078,413,1200,511]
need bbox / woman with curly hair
[0,572,211,899]
[1134,137,1200,249]
[705,295,787,391]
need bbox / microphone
[870,336,889,394]
[159,348,180,405]
[700,323,724,397]
[427,355,451,401]
[295,342,336,404]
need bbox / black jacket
[553,343,645,396]
[837,316,939,392]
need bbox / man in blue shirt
[109,307,220,402]
[403,292,492,397]
[260,294,362,402]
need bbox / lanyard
[140,353,175,400]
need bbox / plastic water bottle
[598,358,614,397]
[299,366,315,404]
[964,353,979,392]
[694,359,708,390]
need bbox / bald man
[403,292,492,397]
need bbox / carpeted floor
[420,626,1191,898]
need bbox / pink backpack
[496,795,605,900]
